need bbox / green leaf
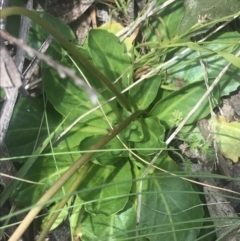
[88,29,132,90]
[28,11,76,61]
[55,125,108,153]
[5,97,61,158]
[12,149,80,206]
[28,25,62,62]
[79,135,123,166]
[80,201,136,241]
[11,127,90,206]
[140,158,203,241]
[149,81,211,128]
[43,68,118,128]
[1,122,60,208]
[151,32,240,129]
[43,67,89,118]
[129,75,162,110]
[135,117,166,155]
[78,160,132,216]
[61,45,123,115]
[165,32,240,89]
[34,11,76,41]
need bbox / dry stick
[0,30,97,105]
[14,0,32,73]
[22,35,53,86]
[0,173,43,185]
[117,0,177,39]
[0,62,19,140]
[203,179,240,240]
[148,0,177,16]
[9,110,143,241]
[0,2,32,239]
[0,0,32,144]
[0,44,23,90]
[127,0,135,24]
[119,0,157,42]
[136,50,240,236]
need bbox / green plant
[0,0,240,240]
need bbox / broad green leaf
[150,32,240,128]
[5,97,61,158]
[80,201,136,241]
[0,122,60,208]
[149,81,212,128]
[78,160,132,216]
[12,124,110,214]
[33,11,76,42]
[178,0,240,36]
[43,68,118,128]
[135,117,166,155]
[11,148,80,206]
[165,32,240,90]
[28,11,76,61]
[140,157,203,241]
[214,116,240,163]
[79,135,124,166]
[129,75,162,110]
[28,25,62,62]
[11,127,91,206]
[88,29,132,90]
[56,125,108,152]
[61,45,124,115]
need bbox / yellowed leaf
[99,22,122,34]
[214,116,240,163]
[99,22,132,53]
